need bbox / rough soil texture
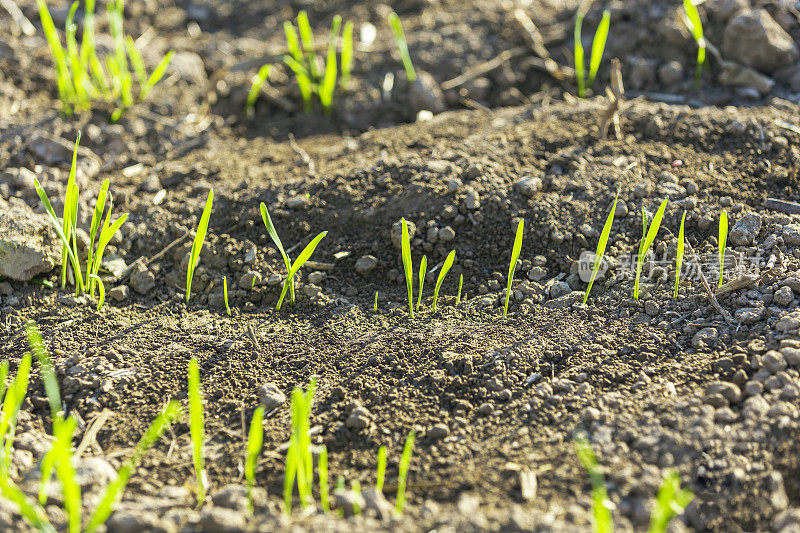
[2,0,800,531]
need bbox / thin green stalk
[389,12,416,82]
[432,250,455,313]
[400,218,414,318]
[260,203,296,304]
[683,0,706,87]
[574,11,585,98]
[188,357,206,504]
[456,273,463,304]
[634,199,668,300]
[647,470,694,533]
[416,255,427,312]
[373,291,379,313]
[245,406,264,515]
[340,21,354,88]
[186,189,214,304]
[352,480,361,515]
[674,212,686,298]
[584,186,620,303]
[276,232,328,311]
[296,11,320,80]
[89,274,105,310]
[375,445,387,492]
[574,432,614,533]
[319,445,329,513]
[223,277,231,315]
[504,219,524,318]
[246,64,272,114]
[718,211,728,288]
[395,430,416,514]
[588,10,611,89]
[319,15,341,113]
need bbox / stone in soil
[0,197,60,281]
[256,382,285,410]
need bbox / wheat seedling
[340,21,354,88]
[683,0,706,87]
[389,12,417,82]
[223,276,231,315]
[634,199,668,300]
[401,218,414,318]
[186,189,214,304]
[375,445,388,492]
[276,232,327,311]
[246,64,272,115]
[504,219,525,318]
[319,16,342,114]
[245,406,264,514]
[395,430,416,514]
[647,470,694,533]
[574,432,614,533]
[188,357,207,504]
[319,445,330,513]
[718,211,728,288]
[432,250,455,313]
[575,9,612,98]
[456,273,463,304]
[373,291,379,313]
[416,255,427,312]
[584,186,620,303]
[674,212,686,298]
[284,379,316,513]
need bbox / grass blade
[584,186,620,303]
[223,277,231,315]
[395,430,415,514]
[296,11,320,80]
[674,212,686,298]
[647,470,694,533]
[87,179,109,292]
[504,219,524,318]
[260,202,295,304]
[52,416,81,533]
[86,401,181,533]
[276,231,327,311]
[319,15,341,113]
[373,291,379,313]
[388,12,416,82]
[456,273,463,304]
[188,357,206,504]
[574,432,614,533]
[90,213,128,283]
[245,406,264,515]
[340,20,354,88]
[186,189,214,303]
[634,198,668,300]
[400,218,414,319]
[375,445,387,492]
[0,475,55,532]
[432,250,455,313]
[574,11,585,98]
[416,255,427,312]
[89,274,105,310]
[718,211,728,288]
[588,10,611,89]
[37,0,75,108]
[33,178,83,294]
[141,50,174,100]
[124,35,147,88]
[283,441,297,514]
[246,64,272,114]
[25,322,62,423]
[283,56,313,112]
[683,0,705,86]
[319,445,329,513]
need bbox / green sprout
[718,211,728,288]
[504,219,525,318]
[319,445,330,513]
[283,11,349,113]
[584,186,620,303]
[574,9,611,97]
[574,432,614,533]
[188,357,207,504]
[186,189,214,304]
[416,255,427,312]
[456,273,463,304]
[223,276,231,315]
[37,0,173,118]
[375,445,387,492]
[674,212,686,298]
[395,430,416,514]
[400,218,414,318]
[432,250,455,313]
[89,274,105,310]
[683,0,706,87]
[647,470,694,533]
[245,406,264,515]
[259,203,327,311]
[340,21,354,88]
[388,12,416,82]
[284,379,315,513]
[634,199,668,300]
[245,64,272,115]
[373,291,379,313]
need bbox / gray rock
[106,508,176,533]
[776,310,800,332]
[355,254,378,275]
[762,350,787,373]
[464,190,480,210]
[780,347,800,366]
[238,270,261,289]
[198,506,247,532]
[212,484,265,512]
[74,457,117,491]
[438,226,456,242]
[28,136,71,164]
[308,271,326,284]
[256,383,285,410]
[0,197,60,280]
[549,281,571,299]
[718,62,775,94]
[773,286,794,307]
[346,405,371,429]
[427,423,449,441]
[735,307,763,324]
[545,291,582,309]
[528,266,547,281]
[108,285,130,302]
[401,71,445,116]
[514,177,543,197]
[722,10,798,73]
[729,214,762,246]
[743,394,770,417]
[129,262,156,295]
[783,224,800,245]
[692,327,718,349]
[168,51,207,85]
[705,381,742,403]
[391,219,416,249]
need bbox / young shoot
[388,12,416,82]
[634,199,668,300]
[584,186,620,303]
[245,64,272,115]
[245,406,264,515]
[340,21,354,88]
[432,250,455,313]
[276,232,327,311]
[574,432,614,533]
[718,211,728,288]
[574,9,612,97]
[416,255,427,312]
[186,189,214,304]
[284,379,315,513]
[188,357,207,504]
[456,273,463,304]
[375,445,388,492]
[400,218,414,318]
[683,0,706,87]
[319,445,330,513]
[395,430,416,514]
[504,219,525,318]
[647,470,694,533]
[373,291,379,313]
[674,212,686,298]
[223,276,231,315]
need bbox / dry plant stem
[288,133,315,176]
[764,197,800,215]
[683,240,734,324]
[599,58,624,140]
[441,48,526,91]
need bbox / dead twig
[75,409,113,458]
[288,133,315,176]
[0,0,35,36]
[441,47,527,91]
[764,197,800,215]
[599,59,624,140]
[683,241,735,324]
[512,9,573,81]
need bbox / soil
[2,0,800,531]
